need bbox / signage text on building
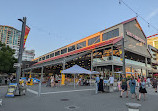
[126,30,146,44]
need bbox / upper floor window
[77,41,86,49]
[42,56,45,60]
[50,53,54,58]
[46,55,50,59]
[68,45,75,52]
[102,28,119,41]
[39,58,41,61]
[88,36,100,46]
[61,48,67,54]
[55,51,60,56]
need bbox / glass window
[50,53,54,58]
[39,58,41,61]
[88,36,100,46]
[102,28,119,41]
[77,41,86,49]
[68,45,75,52]
[46,55,50,59]
[42,56,45,60]
[55,51,60,56]
[61,48,67,54]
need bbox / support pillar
[38,66,43,96]
[90,51,93,86]
[112,46,114,77]
[145,57,148,77]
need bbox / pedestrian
[98,76,104,92]
[147,77,151,87]
[129,76,137,99]
[96,75,100,90]
[109,75,114,86]
[120,74,128,98]
[138,77,147,101]
[137,77,140,87]
[46,77,51,87]
[152,78,157,93]
[50,76,54,87]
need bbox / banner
[23,26,30,48]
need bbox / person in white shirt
[109,75,114,86]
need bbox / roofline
[34,17,139,60]
[33,37,123,66]
[0,25,21,32]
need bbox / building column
[38,66,44,96]
[90,51,93,86]
[145,57,148,77]
[111,45,114,77]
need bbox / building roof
[32,17,145,67]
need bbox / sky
[1,0,158,58]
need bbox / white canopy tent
[61,65,99,88]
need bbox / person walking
[98,76,104,92]
[137,77,140,87]
[152,77,157,93]
[109,75,114,86]
[50,76,54,87]
[129,76,137,99]
[96,75,100,90]
[138,77,147,101]
[147,77,151,87]
[120,74,128,98]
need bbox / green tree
[0,41,17,74]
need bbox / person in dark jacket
[98,76,104,92]
[152,78,157,93]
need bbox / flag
[23,26,30,48]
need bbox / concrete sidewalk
[0,85,158,111]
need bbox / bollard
[126,103,141,111]
[95,83,98,94]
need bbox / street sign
[14,63,22,68]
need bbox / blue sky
[1,0,158,58]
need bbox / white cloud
[146,8,158,20]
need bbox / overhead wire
[118,0,158,34]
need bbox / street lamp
[16,17,26,88]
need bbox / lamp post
[16,17,26,86]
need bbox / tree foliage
[0,41,17,74]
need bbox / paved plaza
[0,84,158,111]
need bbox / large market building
[23,17,155,79]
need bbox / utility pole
[16,17,26,86]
